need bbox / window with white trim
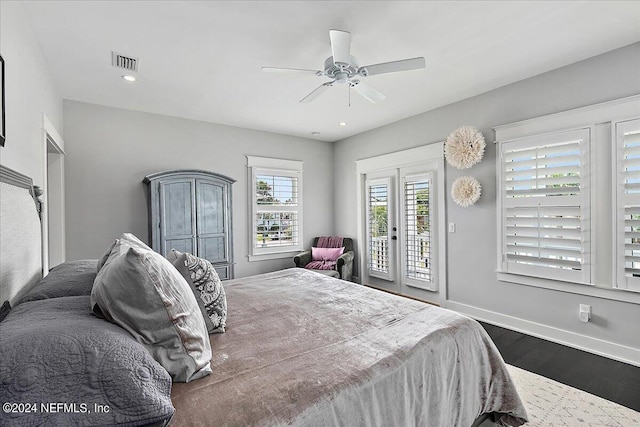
[247,156,303,260]
[498,128,591,284]
[495,95,640,302]
[615,118,640,292]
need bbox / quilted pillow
[91,246,212,382]
[20,259,97,303]
[167,249,227,334]
[0,296,174,425]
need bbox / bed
[0,164,528,426]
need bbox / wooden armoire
[143,170,235,280]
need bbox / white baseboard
[446,301,640,367]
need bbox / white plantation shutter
[615,118,640,292]
[366,178,392,280]
[247,156,303,258]
[402,174,434,290]
[499,128,591,283]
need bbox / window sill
[497,271,640,305]
[248,250,300,262]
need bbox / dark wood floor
[480,322,640,412]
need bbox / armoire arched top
[143,169,236,185]
[143,169,235,280]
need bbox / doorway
[356,144,446,304]
[42,115,65,272]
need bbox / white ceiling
[22,1,640,142]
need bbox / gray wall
[333,43,640,356]
[63,101,334,278]
[0,1,63,186]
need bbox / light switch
[448,223,456,233]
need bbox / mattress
[170,268,527,426]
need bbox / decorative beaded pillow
[168,250,227,334]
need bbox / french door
[363,165,438,295]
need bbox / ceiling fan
[262,30,425,104]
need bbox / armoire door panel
[197,181,225,235]
[164,238,195,256]
[199,236,226,263]
[214,265,230,280]
[161,180,195,239]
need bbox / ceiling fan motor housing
[324,56,359,83]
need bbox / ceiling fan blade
[329,29,351,65]
[359,57,425,76]
[262,67,323,76]
[300,82,333,103]
[351,80,385,103]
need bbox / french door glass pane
[368,183,389,274]
[404,178,431,282]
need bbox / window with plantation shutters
[615,118,640,293]
[255,173,300,247]
[247,156,303,260]
[498,128,591,283]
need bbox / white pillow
[96,232,150,272]
[91,244,212,382]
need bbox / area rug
[507,364,640,426]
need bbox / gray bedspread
[0,296,175,426]
[171,268,528,426]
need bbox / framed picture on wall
[0,54,5,147]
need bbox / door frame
[355,143,447,304]
[41,114,65,273]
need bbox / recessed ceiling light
[122,75,137,82]
[311,131,320,136]
[339,122,347,126]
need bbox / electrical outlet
[579,304,591,323]
[448,223,456,233]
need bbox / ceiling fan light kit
[262,29,425,104]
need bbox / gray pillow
[96,232,150,272]
[20,259,97,303]
[168,249,227,334]
[91,246,212,383]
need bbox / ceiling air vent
[111,52,139,72]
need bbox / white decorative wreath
[445,126,486,169]
[451,176,482,207]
